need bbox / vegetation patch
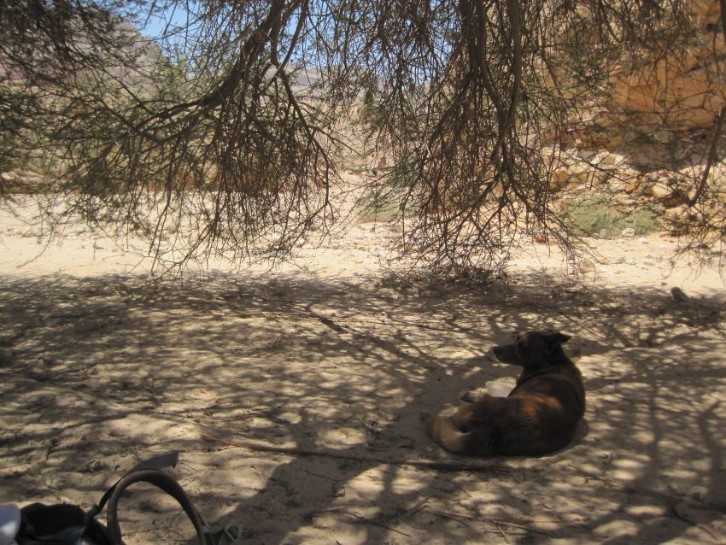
[563,194,660,238]
[357,189,401,223]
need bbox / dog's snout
[492,345,512,362]
[492,343,519,365]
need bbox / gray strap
[91,452,240,545]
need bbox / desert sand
[1,190,725,545]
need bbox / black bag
[16,452,240,545]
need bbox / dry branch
[2,0,726,271]
[200,433,512,474]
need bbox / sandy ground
[1,193,725,545]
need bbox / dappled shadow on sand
[0,272,724,544]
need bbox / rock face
[609,1,725,134]
[551,0,726,198]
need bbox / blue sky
[137,3,191,39]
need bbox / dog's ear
[550,332,571,345]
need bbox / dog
[425,330,585,456]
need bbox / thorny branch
[0,0,725,273]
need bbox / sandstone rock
[664,205,690,222]
[691,0,721,27]
[549,169,573,190]
[611,44,725,129]
[607,178,627,193]
[571,0,723,158]
[624,177,643,194]
[651,182,673,201]
[600,153,622,167]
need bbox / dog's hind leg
[425,412,472,455]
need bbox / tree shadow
[0,272,724,544]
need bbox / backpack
[15,452,240,545]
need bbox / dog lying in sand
[425,330,585,456]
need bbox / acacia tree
[0,0,723,273]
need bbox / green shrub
[357,189,400,222]
[564,194,660,237]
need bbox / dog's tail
[425,412,472,455]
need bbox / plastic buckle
[222,524,241,544]
[208,523,241,545]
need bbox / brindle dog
[425,331,585,456]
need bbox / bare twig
[569,466,726,511]
[424,507,571,538]
[688,105,725,207]
[316,508,412,537]
[200,433,512,474]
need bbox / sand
[1,192,725,545]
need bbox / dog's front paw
[460,389,487,402]
[459,389,475,402]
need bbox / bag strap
[90,453,240,545]
[91,451,181,519]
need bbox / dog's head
[492,330,571,369]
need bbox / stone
[578,259,596,273]
[549,169,572,190]
[671,287,689,302]
[651,183,673,201]
[624,177,642,194]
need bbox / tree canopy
[1,0,724,274]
